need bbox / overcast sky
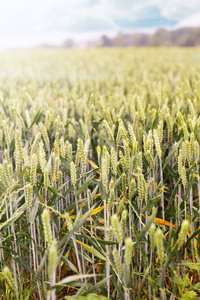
[0,0,200,50]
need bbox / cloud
[175,11,200,28]
[96,0,200,22]
[36,0,117,33]
[0,0,200,49]
[157,0,200,21]
[0,0,200,35]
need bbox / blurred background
[0,0,200,50]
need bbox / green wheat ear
[26,184,33,211]
[127,122,136,146]
[121,210,127,236]
[75,138,84,168]
[155,228,165,264]
[123,140,130,170]
[108,226,113,242]
[54,156,59,181]
[39,141,46,173]
[65,212,73,231]
[137,96,145,123]
[129,178,135,200]
[60,136,65,157]
[157,82,162,107]
[41,208,53,244]
[112,248,122,277]
[122,173,127,196]
[2,266,17,294]
[87,189,93,206]
[39,122,50,148]
[79,119,89,139]
[66,140,72,163]
[2,120,11,150]
[188,132,195,163]
[125,237,133,267]
[194,140,199,162]
[48,239,58,281]
[0,164,6,186]
[103,120,114,143]
[153,129,162,159]
[70,161,76,186]
[181,142,187,163]
[138,172,146,201]
[102,148,109,190]
[177,220,189,250]
[25,109,31,127]
[149,223,156,251]
[181,166,187,190]
[111,147,117,174]
[3,159,12,186]
[178,152,183,177]
[111,214,123,245]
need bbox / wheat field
[0,48,200,299]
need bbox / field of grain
[0,48,200,300]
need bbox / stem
[104,200,110,297]
[31,223,42,300]
[160,159,165,228]
[72,234,83,280]
[87,194,96,284]
[178,185,182,226]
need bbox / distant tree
[101,35,112,47]
[134,34,150,46]
[179,37,196,47]
[62,39,76,48]
[62,27,200,48]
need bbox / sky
[0,0,200,50]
